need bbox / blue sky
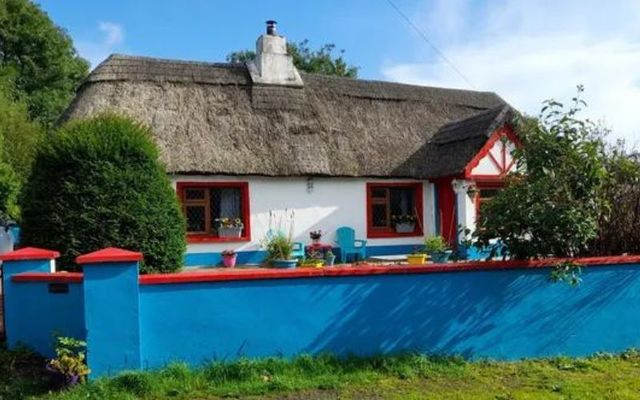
[39,0,640,144]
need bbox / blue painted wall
[2,262,85,357]
[83,262,142,377]
[140,263,640,368]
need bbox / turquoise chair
[291,242,305,260]
[335,226,367,263]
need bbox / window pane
[372,204,388,227]
[372,188,387,198]
[185,188,205,200]
[185,206,206,232]
[390,188,415,217]
[211,187,244,234]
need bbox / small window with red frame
[367,183,423,238]
[177,182,250,242]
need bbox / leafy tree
[588,142,640,255]
[0,0,89,125]
[475,87,608,259]
[21,114,186,273]
[0,80,44,183]
[0,135,20,221]
[227,39,359,78]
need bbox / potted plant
[264,231,297,268]
[301,249,324,268]
[46,336,90,389]
[215,217,244,238]
[221,249,237,268]
[309,230,322,244]
[406,246,427,265]
[424,235,453,264]
[392,214,417,233]
[325,250,336,266]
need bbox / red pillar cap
[0,247,60,261]
[76,247,143,264]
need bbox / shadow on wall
[301,266,640,359]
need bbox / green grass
[4,343,640,399]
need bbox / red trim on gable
[76,247,143,264]
[12,272,83,283]
[464,125,521,179]
[0,247,60,261]
[139,255,640,285]
[176,181,251,243]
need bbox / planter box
[395,223,415,233]
[218,227,243,238]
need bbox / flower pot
[395,223,415,233]
[218,226,243,238]
[325,255,336,266]
[407,254,427,265]
[222,254,237,268]
[301,260,324,268]
[430,250,453,264]
[272,259,298,269]
[46,365,81,390]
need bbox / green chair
[335,226,367,263]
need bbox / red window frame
[366,182,424,238]
[474,180,504,222]
[176,181,251,243]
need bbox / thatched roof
[62,54,509,178]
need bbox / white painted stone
[247,34,303,86]
[171,176,434,256]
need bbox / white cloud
[77,22,125,68]
[382,0,640,145]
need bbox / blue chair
[335,226,367,263]
[291,242,305,260]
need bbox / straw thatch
[62,54,510,178]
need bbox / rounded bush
[20,114,186,273]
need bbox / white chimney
[247,20,303,87]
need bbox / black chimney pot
[266,20,277,35]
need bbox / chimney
[247,21,303,87]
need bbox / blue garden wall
[3,247,640,378]
[139,264,640,368]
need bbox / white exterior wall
[172,175,435,256]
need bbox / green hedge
[20,114,186,273]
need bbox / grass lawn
[3,342,640,400]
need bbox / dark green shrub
[20,114,186,273]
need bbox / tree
[227,39,359,78]
[0,0,89,125]
[21,114,186,273]
[475,87,608,259]
[0,80,44,183]
[0,135,20,221]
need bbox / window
[177,182,250,243]
[475,183,503,221]
[366,182,423,238]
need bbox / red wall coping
[12,272,83,283]
[76,247,143,264]
[0,247,60,261]
[10,255,640,285]
[140,255,640,285]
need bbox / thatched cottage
[62,22,519,266]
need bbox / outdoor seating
[335,226,367,262]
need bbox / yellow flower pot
[301,261,324,268]
[407,254,427,265]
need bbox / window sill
[367,231,424,239]
[187,235,251,244]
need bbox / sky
[39,0,640,145]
